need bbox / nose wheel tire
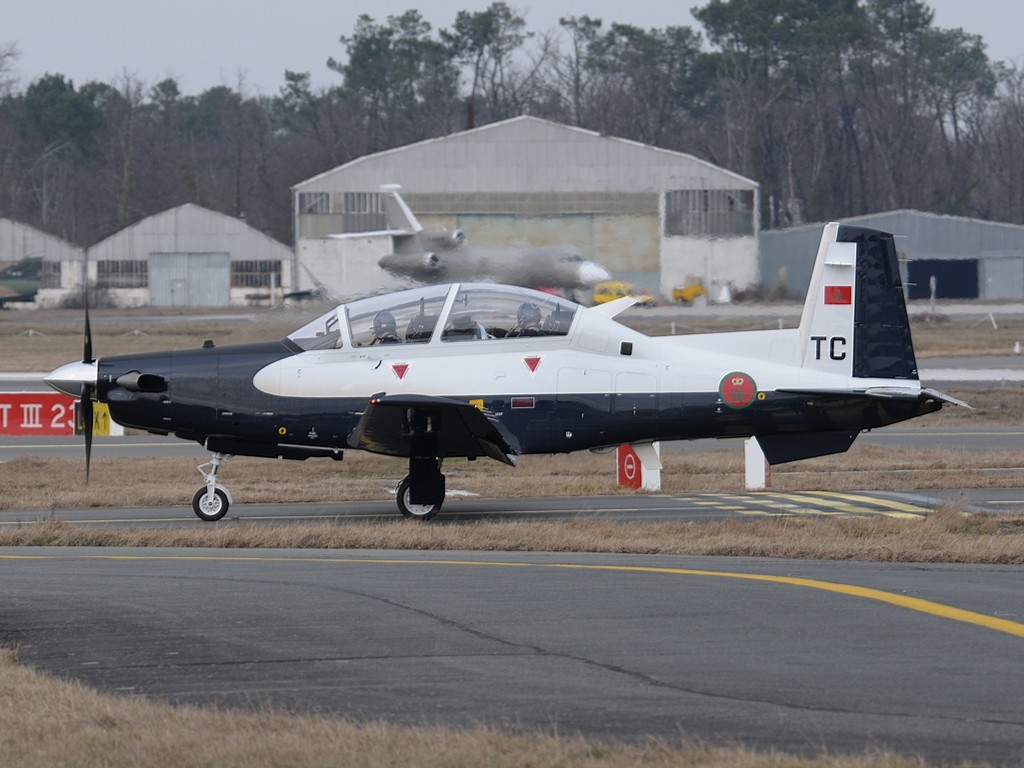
[192,487,230,521]
[396,476,441,521]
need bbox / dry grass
[1,308,302,371]
[0,648,941,768]
[4,505,1023,565]
[906,312,1024,357]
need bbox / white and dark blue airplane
[45,222,964,521]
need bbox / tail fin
[799,223,918,380]
[380,184,425,255]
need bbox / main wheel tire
[396,475,441,521]
[192,487,229,521]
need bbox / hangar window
[664,189,755,237]
[340,191,387,233]
[40,260,62,289]
[298,192,330,214]
[231,260,282,289]
[97,260,148,288]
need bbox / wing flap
[347,394,520,464]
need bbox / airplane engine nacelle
[424,229,466,250]
[115,371,167,393]
[378,251,447,279]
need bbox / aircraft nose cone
[44,360,98,398]
[577,261,611,286]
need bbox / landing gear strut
[192,452,234,521]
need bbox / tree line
[0,0,1020,248]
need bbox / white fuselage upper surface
[254,282,920,403]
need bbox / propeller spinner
[43,299,97,481]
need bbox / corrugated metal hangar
[34,204,294,308]
[292,116,761,299]
[760,210,1024,301]
[0,219,82,304]
[17,116,1024,309]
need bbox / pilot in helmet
[371,310,400,344]
[509,302,542,337]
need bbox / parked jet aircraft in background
[46,222,964,521]
[0,256,41,306]
[374,185,611,292]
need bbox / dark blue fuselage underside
[96,342,939,464]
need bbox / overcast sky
[5,0,1022,96]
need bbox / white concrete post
[744,437,770,490]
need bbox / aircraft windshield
[287,309,342,350]
[442,286,577,342]
[347,285,450,346]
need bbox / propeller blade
[81,385,94,484]
[82,270,94,480]
[83,298,93,363]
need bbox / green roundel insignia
[719,371,757,409]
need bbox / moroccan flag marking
[824,285,852,305]
[719,371,757,409]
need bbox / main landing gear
[396,457,446,521]
[192,452,234,521]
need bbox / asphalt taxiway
[2,547,1022,765]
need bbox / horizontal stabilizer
[919,387,972,409]
[777,386,970,408]
[590,296,636,318]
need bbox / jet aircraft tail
[797,223,918,381]
[379,184,424,252]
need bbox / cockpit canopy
[287,284,580,351]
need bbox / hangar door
[150,252,230,307]
[906,259,978,299]
[981,257,1024,301]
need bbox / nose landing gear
[192,452,234,521]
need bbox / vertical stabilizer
[799,223,917,380]
[380,184,424,255]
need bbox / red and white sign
[616,443,662,491]
[616,444,642,489]
[0,392,77,436]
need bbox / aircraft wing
[347,394,521,464]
